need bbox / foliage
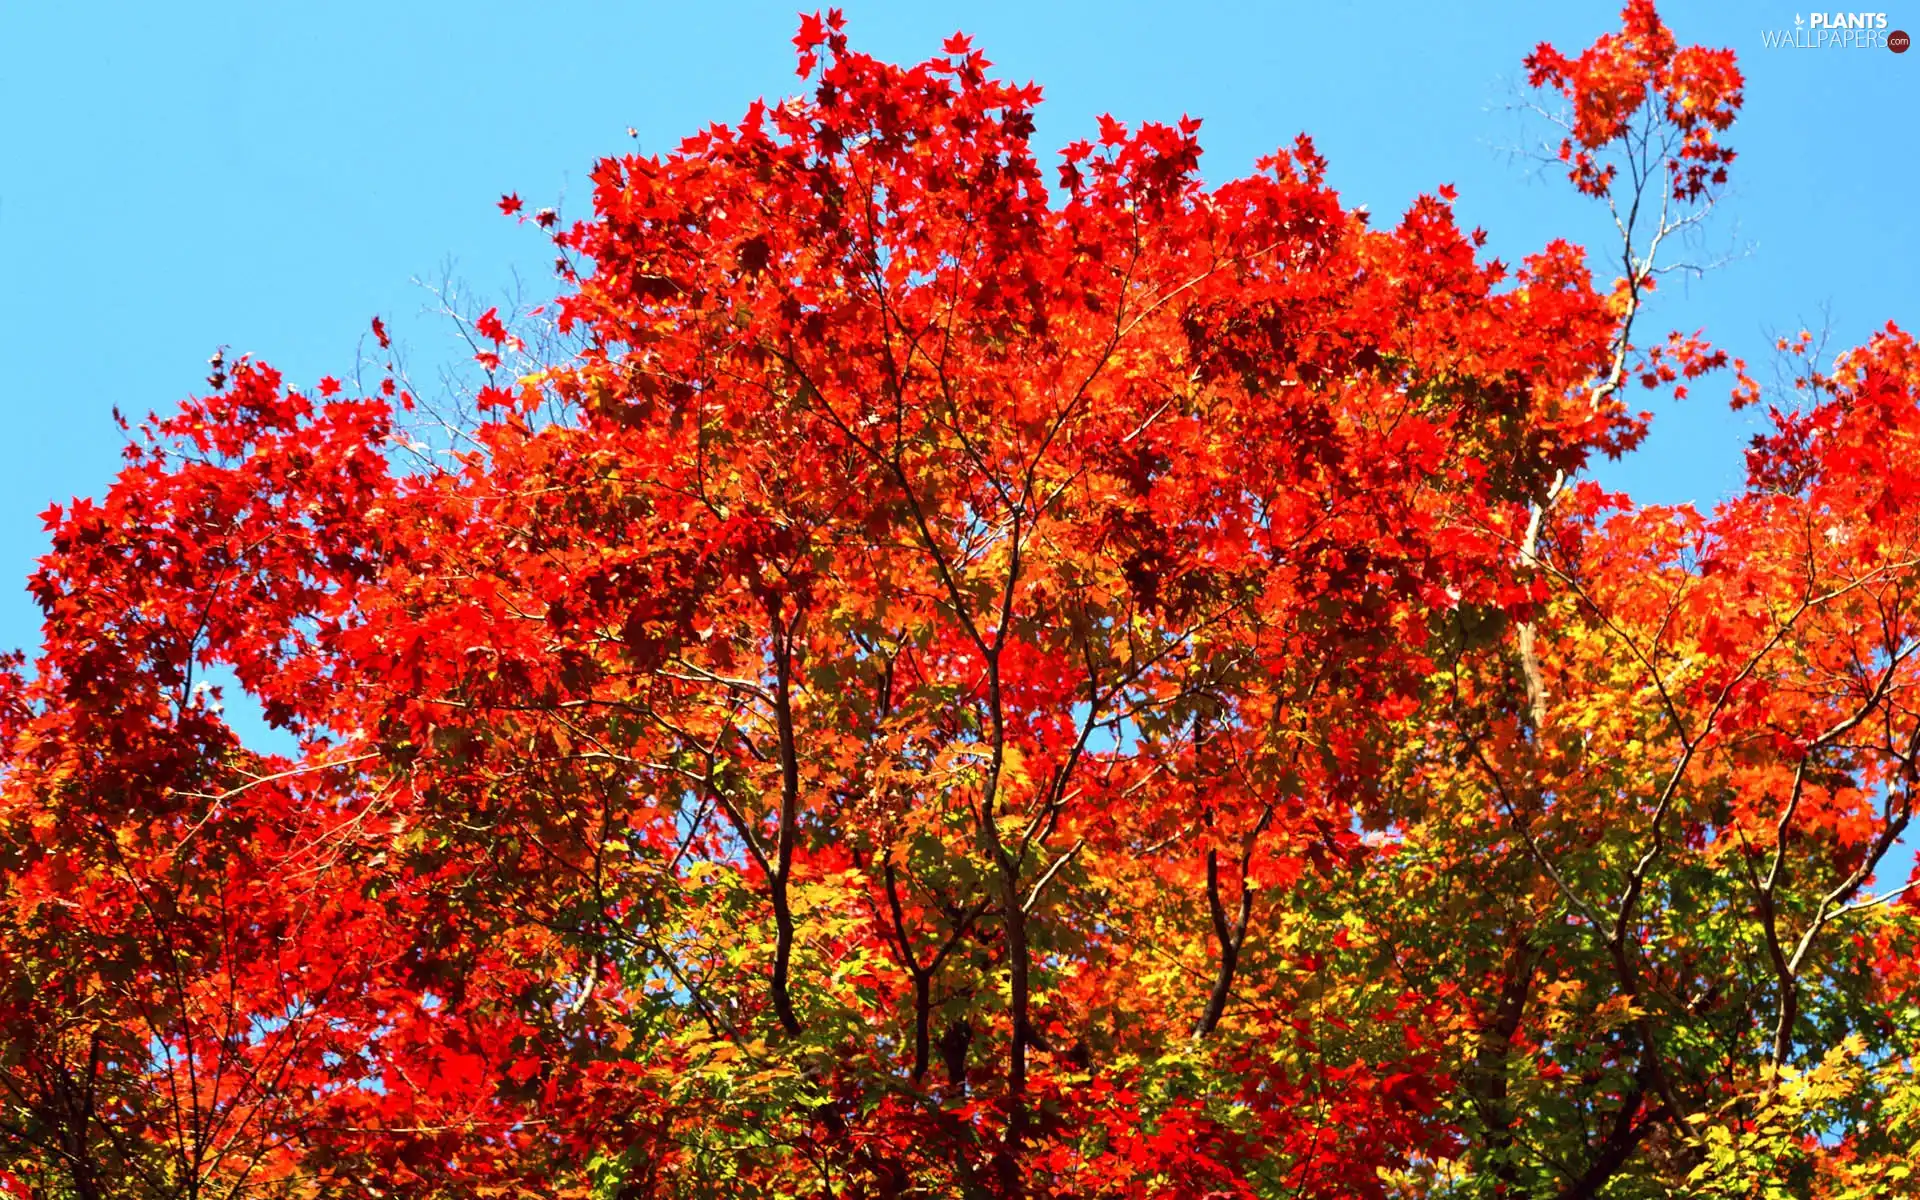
[3,5,1916,1198]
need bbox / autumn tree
[2,4,1915,1198]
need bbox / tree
[2,4,1915,1197]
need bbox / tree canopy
[4,4,1918,1197]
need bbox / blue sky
[2,3,1914,872]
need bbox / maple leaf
[474,307,508,344]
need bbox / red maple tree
[4,5,1916,1198]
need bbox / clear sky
[2,2,1914,867]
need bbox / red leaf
[475,308,508,345]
